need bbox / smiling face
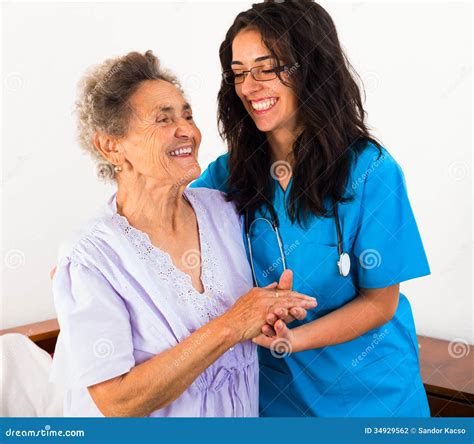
[231,28,299,135]
[117,79,201,186]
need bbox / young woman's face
[231,28,299,135]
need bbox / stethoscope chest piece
[338,252,351,277]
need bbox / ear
[93,132,123,165]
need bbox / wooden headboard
[0,319,472,417]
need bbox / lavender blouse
[50,188,258,417]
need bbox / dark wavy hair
[218,0,381,225]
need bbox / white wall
[1,1,472,345]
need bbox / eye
[186,115,194,121]
[156,116,170,124]
[234,72,244,79]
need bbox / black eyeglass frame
[222,65,288,85]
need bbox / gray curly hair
[75,50,181,181]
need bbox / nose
[240,72,262,97]
[175,117,195,140]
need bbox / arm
[88,287,317,417]
[255,284,399,352]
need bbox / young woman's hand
[265,270,309,327]
[252,318,296,353]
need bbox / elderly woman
[50,50,317,417]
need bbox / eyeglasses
[222,65,287,85]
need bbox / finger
[269,298,316,313]
[273,307,289,319]
[266,312,278,325]
[264,282,278,289]
[275,314,295,324]
[49,266,57,280]
[274,319,291,339]
[262,324,276,337]
[274,297,317,308]
[252,334,274,348]
[290,307,307,320]
[273,290,316,302]
[278,269,293,290]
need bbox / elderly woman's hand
[222,274,317,343]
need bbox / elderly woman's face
[119,79,201,186]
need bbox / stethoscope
[245,202,351,287]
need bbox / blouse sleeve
[352,151,431,288]
[50,259,135,389]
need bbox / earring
[114,165,122,173]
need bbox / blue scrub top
[191,142,431,417]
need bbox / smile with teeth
[250,97,278,112]
[169,146,193,157]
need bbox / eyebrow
[156,103,191,113]
[231,55,272,65]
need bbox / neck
[267,126,301,163]
[115,176,189,234]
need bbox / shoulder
[190,153,230,192]
[349,140,405,193]
[56,199,117,268]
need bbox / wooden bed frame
[1,319,472,417]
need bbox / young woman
[191,0,431,417]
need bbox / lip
[248,97,279,115]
